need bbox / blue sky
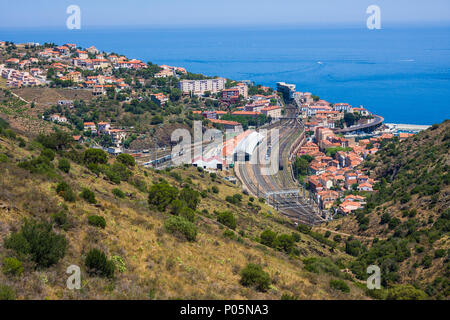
[1,0,449,28]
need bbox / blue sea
[1,25,449,124]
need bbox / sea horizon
[1,24,449,125]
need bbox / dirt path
[315,227,386,241]
[10,91,29,104]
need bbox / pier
[384,123,431,133]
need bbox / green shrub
[58,158,71,173]
[85,248,115,278]
[0,285,15,300]
[281,293,298,300]
[0,153,8,163]
[260,229,277,248]
[88,215,106,229]
[329,279,350,293]
[179,206,195,222]
[297,224,312,234]
[179,187,201,210]
[345,239,363,257]
[148,183,179,211]
[388,217,401,230]
[80,188,96,204]
[130,177,147,193]
[0,117,9,129]
[2,257,24,276]
[422,255,432,268]
[84,148,108,164]
[226,193,242,205]
[387,284,428,300]
[51,211,69,230]
[164,216,197,241]
[4,219,67,268]
[41,148,55,161]
[211,186,219,194]
[169,199,185,215]
[104,166,121,184]
[116,153,135,167]
[434,249,446,259]
[223,230,237,240]
[217,211,237,230]
[239,263,271,292]
[56,181,76,202]
[112,188,125,198]
[275,234,296,254]
[111,255,127,273]
[303,257,341,277]
[3,129,16,139]
[110,162,132,181]
[36,131,73,150]
[169,171,182,182]
[18,155,54,175]
[18,137,26,147]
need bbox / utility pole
[256,116,260,198]
[154,136,157,167]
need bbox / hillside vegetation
[325,120,449,299]
[0,116,368,300]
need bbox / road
[334,115,384,134]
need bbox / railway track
[237,106,324,226]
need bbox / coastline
[1,26,449,125]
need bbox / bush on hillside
[0,285,15,300]
[275,234,296,254]
[56,181,76,202]
[260,229,277,248]
[148,183,179,211]
[41,148,55,161]
[51,211,69,230]
[164,215,197,241]
[179,187,201,210]
[225,193,242,205]
[387,284,428,300]
[18,156,54,175]
[217,211,237,230]
[4,219,67,268]
[58,158,71,173]
[36,131,73,150]
[80,188,96,204]
[112,188,125,198]
[84,148,108,165]
[2,257,24,276]
[239,263,271,292]
[329,279,350,293]
[88,215,106,229]
[85,248,115,278]
[116,153,135,167]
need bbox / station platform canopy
[234,131,265,161]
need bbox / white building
[276,82,296,100]
[178,78,226,95]
[50,114,68,123]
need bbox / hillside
[0,116,369,300]
[325,120,450,299]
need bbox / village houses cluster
[192,89,282,130]
[294,94,413,214]
[0,41,44,87]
